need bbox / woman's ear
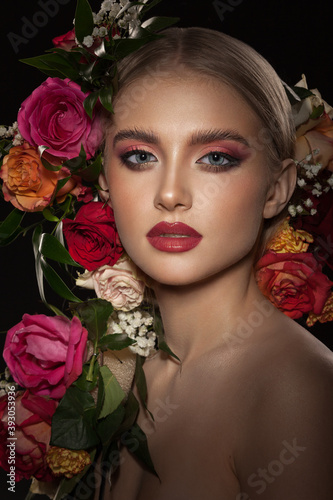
[98,173,112,207]
[263,159,297,219]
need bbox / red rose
[63,201,124,271]
[3,314,88,400]
[255,251,332,319]
[0,390,57,482]
[52,29,76,51]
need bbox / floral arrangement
[0,1,177,499]
[256,75,333,326]
[0,0,332,497]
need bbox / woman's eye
[196,151,240,170]
[120,150,157,169]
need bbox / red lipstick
[146,222,202,252]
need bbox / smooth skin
[100,74,333,499]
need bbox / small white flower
[288,205,297,217]
[310,163,322,175]
[311,188,322,197]
[118,312,128,321]
[0,126,7,137]
[12,132,24,146]
[327,175,333,187]
[125,325,135,335]
[297,178,306,188]
[110,4,121,16]
[305,170,314,179]
[138,325,148,336]
[310,209,317,216]
[314,182,322,190]
[296,205,303,214]
[304,198,314,208]
[83,35,94,48]
[0,390,6,398]
[98,26,108,37]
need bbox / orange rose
[0,142,59,211]
[267,219,313,254]
[0,142,89,211]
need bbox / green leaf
[97,404,126,453]
[83,91,100,119]
[41,259,82,303]
[55,176,72,197]
[134,355,148,405]
[98,366,126,419]
[21,53,79,80]
[122,423,158,477]
[99,333,136,350]
[41,156,62,172]
[0,208,24,241]
[75,0,94,43]
[113,37,155,59]
[40,233,81,267]
[79,153,102,182]
[99,85,114,113]
[138,0,163,15]
[63,146,87,172]
[72,298,113,341]
[155,313,180,362]
[74,361,99,392]
[116,390,139,436]
[42,207,60,222]
[141,16,180,33]
[310,104,324,120]
[158,339,180,362]
[51,386,99,449]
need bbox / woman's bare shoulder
[234,313,333,499]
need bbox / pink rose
[0,390,57,481]
[17,77,103,164]
[52,29,76,51]
[3,314,88,400]
[255,251,332,319]
[77,257,146,311]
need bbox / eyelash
[196,151,240,172]
[119,148,240,172]
[120,149,157,170]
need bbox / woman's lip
[146,222,202,253]
[146,221,202,238]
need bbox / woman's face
[104,75,275,287]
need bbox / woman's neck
[153,263,267,363]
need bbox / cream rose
[293,75,333,172]
[77,257,145,311]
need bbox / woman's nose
[153,164,192,212]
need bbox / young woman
[98,27,333,499]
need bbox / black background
[1,0,332,498]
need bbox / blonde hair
[114,27,295,171]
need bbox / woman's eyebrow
[112,127,250,148]
[113,128,159,147]
[189,129,250,147]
